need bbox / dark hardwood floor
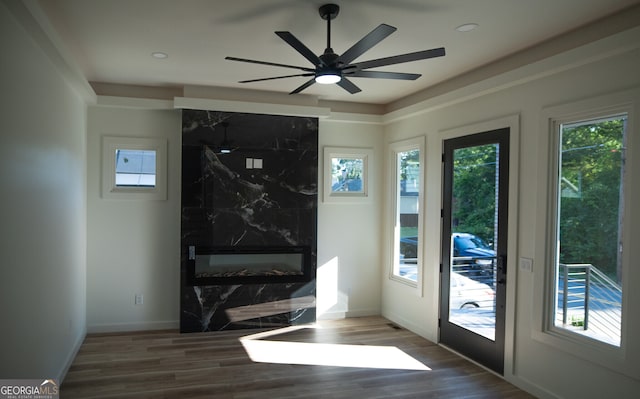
[62,317,535,398]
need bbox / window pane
[330,157,363,193]
[115,149,156,187]
[449,144,499,341]
[396,149,420,281]
[554,115,626,346]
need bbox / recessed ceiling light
[456,23,478,32]
[151,52,168,59]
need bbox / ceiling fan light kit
[315,69,341,84]
[225,3,445,95]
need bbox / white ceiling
[35,0,640,105]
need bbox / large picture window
[535,89,639,379]
[552,114,627,346]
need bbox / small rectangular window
[102,137,167,200]
[330,156,364,193]
[115,149,157,187]
[323,147,372,202]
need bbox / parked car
[451,232,495,281]
[452,233,494,262]
[450,272,495,309]
[399,233,496,284]
[399,236,418,263]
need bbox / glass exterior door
[440,128,509,374]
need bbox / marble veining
[180,110,318,332]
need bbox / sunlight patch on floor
[239,325,431,371]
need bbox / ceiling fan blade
[347,70,421,80]
[239,73,315,84]
[275,31,322,66]
[290,78,316,94]
[353,47,446,70]
[337,78,362,94]
[338,24,396,65]
[225,56,314,72]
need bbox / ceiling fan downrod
[319,4,339,55]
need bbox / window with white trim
[534,89,639,379]
[551,114,627,347]
[102,136,167,200]
[389,137,424,284]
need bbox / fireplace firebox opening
[186,246,312,285]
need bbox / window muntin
[552,114,626,347]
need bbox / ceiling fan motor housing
[316,49,342,83]
[319,4,340,20]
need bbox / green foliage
[448,118,625,281]
[570,314,585,327]
[401,227,419,238]
[451,144,499,243]
[333,158,363,181]
[558,118,625,277]
[399,149,420,182]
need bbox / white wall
[316,119,384,319]
[0,2,87,380]
[382,28,640,398]
[85,104,384,327]
[86,105,181,332]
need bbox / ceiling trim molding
[383,25,640,124]
[174,97,331,118]
[96,96,175,110]
[385,3,640,119]
[3,0,96,103]
[323,112,384,125]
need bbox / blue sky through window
[115,149,156,187]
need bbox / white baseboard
[440,344,561,399]
[381,311,434,341]
[58,326,86,383]
[317,308,379,321]
[87,320,179,334]
[505,374,563,399]
[345,308,380,318]
[317,310,346,320]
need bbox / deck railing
[558,263,622,341]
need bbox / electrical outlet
[519,257,533,272]
[135,294,144,305]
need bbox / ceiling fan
[225,3,445,95]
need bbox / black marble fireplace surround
[180,110,318,332]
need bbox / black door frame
[440,128,510,374]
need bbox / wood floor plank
[61,317,535,398]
